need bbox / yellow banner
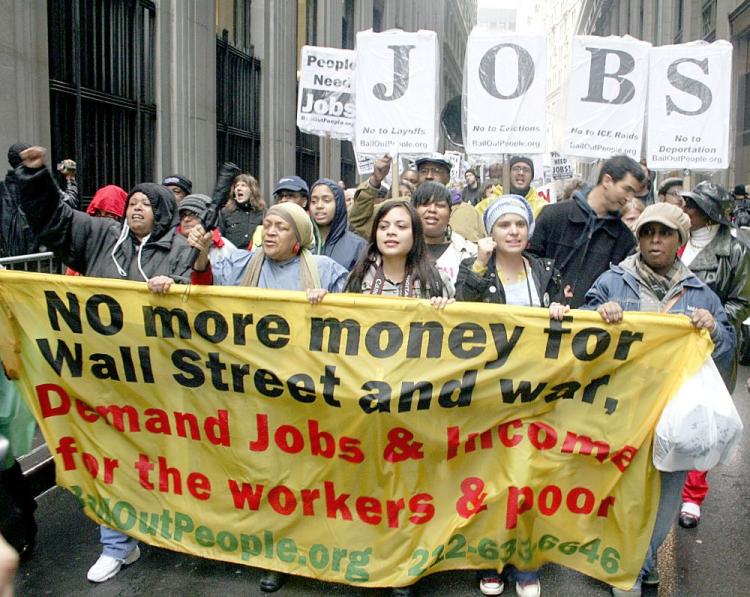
[0,271,712,589]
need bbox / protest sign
[354,30,439,155]
[646,40,732,170]
[0,272,714,589]
[564,36,651,160]
[465,30,546,154]
[551,151,574,180]
[297,46,356,139]
[355,150,375,176]
[444,151,464,183]
[535,182,557,205]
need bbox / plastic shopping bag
[653,357,743,471]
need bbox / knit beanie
[509,155,534,178]
[483,194,535,237]
[178,194,211,220]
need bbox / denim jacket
[583,258,736,377]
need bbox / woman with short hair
[411,182,476,286]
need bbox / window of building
[373,0,384,33]
[342,0,355,50]
[216,1,262,175]
[339,0,356,185]
[47,0,157,206]
[216,0,252,52]
[674,0,684,42]
[639,0,645,39]
[296,0,320,184]
[702,0,717,40]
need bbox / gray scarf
[632,254,684,300]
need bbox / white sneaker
[516,579,541,597]
[479,575,504,595]
[87,545,140,582]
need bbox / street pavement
[13,366,750,596]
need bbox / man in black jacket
[528,154,644,307]
[0,143,39,257]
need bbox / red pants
[681,470,709,505]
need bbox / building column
[318,0,344,181]
[154,0,217,193]
[0,0,51,152]
[355,0,374,32]
[259,0,298,197]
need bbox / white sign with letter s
[646,40,732,170]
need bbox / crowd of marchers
[0,141,748,597]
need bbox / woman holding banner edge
[15,146,194,584]
[344,198,454,305]
[343,197,452,597]
[188,200,347,593]
[455,194,567,597]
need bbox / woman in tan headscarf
[188,201,346,592]
[190,202,348,300]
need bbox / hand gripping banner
[0,272,713,589]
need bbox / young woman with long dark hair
[345,199,453,307]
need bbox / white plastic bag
[653,358,743,471]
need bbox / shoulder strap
[661,288,687,313]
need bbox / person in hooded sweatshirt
[16,147,192,291]
[15,146,193,583]
[309,178,366,270]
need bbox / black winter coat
[528,192,635,307]
[686,225,750,392]
[455,252,561,306]
[0,171,39,257]
[686,226,750,331]
[17,165,192,282]
[220,203,264,249]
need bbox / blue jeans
[629,470,687,590]
[100,525,138,560]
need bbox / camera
[57,159,76,173]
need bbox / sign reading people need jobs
[464,30,546,154]
[354,30,439,155]
[646,41,732,170]
[0,272,715,589]
[296,46,356,139]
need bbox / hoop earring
[445,224,453,242]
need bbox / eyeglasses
[511,165,532,174]
[418,166,448,176]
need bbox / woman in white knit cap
[456,194,564,313]
[455,194,567,597]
